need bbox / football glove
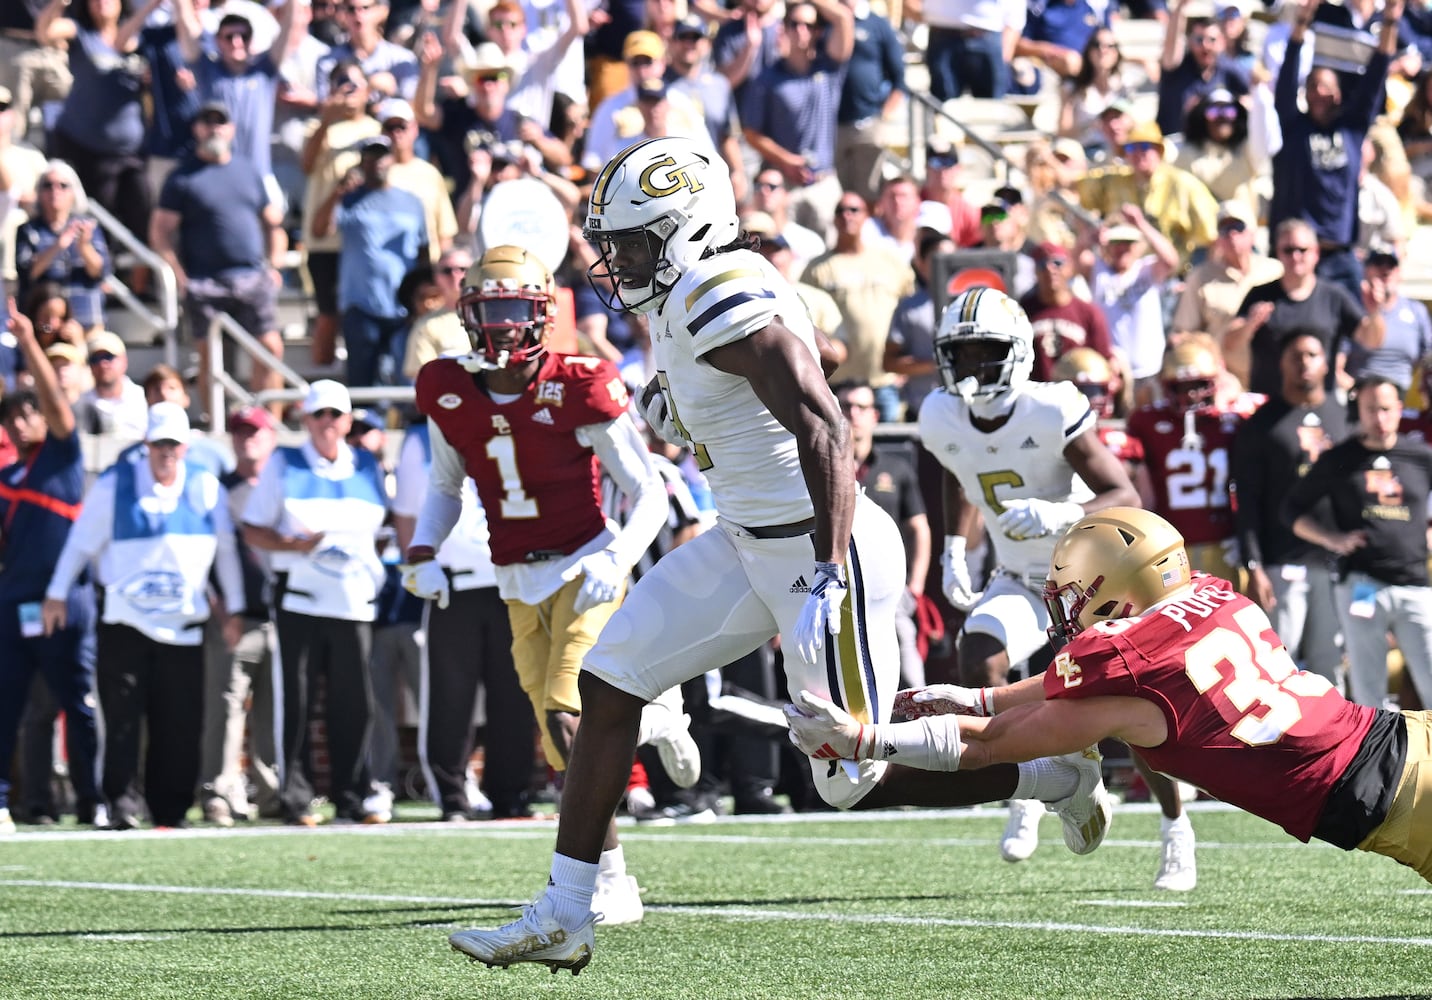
[637,376,683,447]
[996,499,1084,540]
[563,549,625,615]
[784,690,870,760]
[894,683,994,718]
[791,561,846,663]
[401,559,450,610]
[940,535,981,611]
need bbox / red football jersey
[1096,421,1143,465]
[1125,396,1262,545]
[1044,575,1377,842]
[415,353,631,566]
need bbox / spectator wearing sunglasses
[973,186,1037,297]
[173,0,301,182]
[1078,119,1220,269]
[1171,199,1283,388]
[1174,88,1265,219]
[1157,4,1250,138]
[15,161,110,334]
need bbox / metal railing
[904,90,1101,231]
[88,201,180,367]
[206,311,313,421]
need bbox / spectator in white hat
[378,97,458,262]
[75,331,147,442]
[240,378,392,825]
[43,400,245,829]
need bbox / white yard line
[2,878,1428,949]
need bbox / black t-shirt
[856,440,925,526]
[1238,279,1365,397]
[157,155,268,279]
[1231,395,1347,568]
[1284,433,1432,585]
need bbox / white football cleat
[1154,827,1197,892]
[0,808,14,835]
[1000,799,1044,862]
[649,712,701,789]
[1048,746,1113,856]
[449,900,597,975]
[592,872,644,926]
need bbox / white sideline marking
[3,879,1429,949]
[77,933,176,942]
[1077,899,1189,908]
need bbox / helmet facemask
[585,217,681,315]
[456,246,556,371]
[935,329,1030,416]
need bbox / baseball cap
[348,407,383,432]
[1051,137,1087,163]
[1124,121,1165,148]
[302,379,352,414]
[1033,241,1071,262]
[674,14,705,37]
[196,99,231,122]
[1205,88,1237,107]
[1216,199,1255,227]
[377,98,414,123]
[145,401,191,444]
[623,30,665,62]
[1366,242,1400,268]
[1216,2,1243,19]
[359,134,392,155]
[1100,96,1135,118]
[45,342,86,367]
[757,233,791,253]
[1104,224,1143,243]
[87,331,127,360]
[226,405,276,433]
[915,200,953,234]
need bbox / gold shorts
[1357,710,1432,884]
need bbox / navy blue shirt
[0,431,86,605]
[1270,39,1389,248]
[741,55,849,175]
[1024,0,1110,54]
[192,52,282,177]
[15,217,111,329]
[714,17,783,110]
[1156,54,1251,136]
[839,10,905,125]
[158,154,269,279]
[55,29,148,155]
[140,24,202,159]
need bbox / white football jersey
[648,248,818,528]
[918,380,1097,577]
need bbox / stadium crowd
[4,0,1432,891]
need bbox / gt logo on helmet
[638,155,706,199]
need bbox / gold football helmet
[1160,334,1221,413]
[457,244,557,369]
[1043,506,1192,645]
[1053,346,1116,418]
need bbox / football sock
[598,844,627,879]
[1161,812,1193,838]
[1013,757,1078,802]
[547,853,599,929]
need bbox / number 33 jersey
[415,352,630,566]
[918,379,1095,578]
[1045,574,1377,843]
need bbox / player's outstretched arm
[959,697,1163,771]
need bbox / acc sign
[119,571,190,614]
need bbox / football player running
[789,507,1432,887]
[446,136,1114,977]
[405,244,699,926]
[913,288,1139,865]
[1116,335,1263,890]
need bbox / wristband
[405,545,437,564]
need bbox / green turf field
[1,803,1429,1000]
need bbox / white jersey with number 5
[648,248,818,528]
[918,380,1096,579]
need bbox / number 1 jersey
[1045,574,1377,842]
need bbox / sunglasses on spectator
[341,4,375,13]
[218,30,251,43]
[835,204,865,216]
[1093,40,1117,50]
[675,31,704,41]
[626,56,655,67]
[198,112,229,125]
[0,102,10,113]
[981,209,1009,224]
[1217,219,1247,234]
[927,155,958,170]
[382,119,411,131]
[89,352,118,364]
[438,264,468,275]
[1123,141,1159,154]
[39,179,70,190]
[754,179,782,190]
[335,78,363,93]
[310,408,345,420]
[1278,244,1313,256]
[1205,104,1238,121]
[475,71,510,83]
[1190,33,1216,44]
[1038,256,1069,269]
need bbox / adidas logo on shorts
[790,576,810,593]
[1020,436,1038,449]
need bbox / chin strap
[1180,407,1203,451]
[456,349,509,373]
